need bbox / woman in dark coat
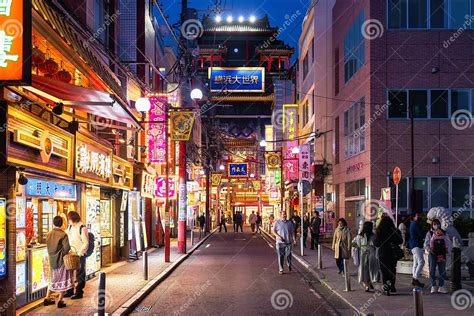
[375,216,403,295]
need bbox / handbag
[63,246,81,271]
[390,243,404,261]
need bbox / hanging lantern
[38,58,59,75]
[31,47,46,65]
[57,62,72,83]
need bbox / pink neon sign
[148,96,167,163]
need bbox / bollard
[413,287,424,316]
[451,247,462,291]
[191,229,194,246]
[317,246,323,269]
[343,259,351,291]
[143,250,148,280]
[97,272,106,316]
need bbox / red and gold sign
[265,153,280,170]
[170,111,195,141]
[211,173,222,187]
[112,156,133,190]
[0,0,31,84]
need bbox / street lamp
[250,173,255,178]
[291,146,300,155]
[190,88,203,101]
[259,139,267,147]
[226,15,233,23]
[249,15,256,23]
[238,15,245,23]
[219,164,225,171]
[135,97,151,112]
[215,15,222,23]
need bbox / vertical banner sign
[0,199,6,278]
[265,125,274,151]
[0,0,31,84]
[170,111,195,141]
[283,104,298,159]
[156,176,177,199]
[284,160,298,180]
[148,96,168,163]
[299,144,311,180]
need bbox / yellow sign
[211,173,222,187]
[170,111,195,141]
[30,247,50,293]
[265,153,281,170]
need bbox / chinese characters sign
[228,163,248,177]
[76,143,112,179]
[156,176,177,199]
[0,0,31,83]
[265,153,281,170]
[283,104,298,159]
[284,159,298,181]
[148,96,167,163]
[170,111,195,141]
[299,144,311,181]
[25,178,77,199]
[209,67,265,92]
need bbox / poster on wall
[16,196,26,229]
[141,219,148,249]
[16,230,26,262]
[0,199,6,278]
[30,247,50,293]
[134,220,142,252]
[16,262,26,295]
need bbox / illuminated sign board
[0,199,6,278]
[148,96,168,163]
[228,163,249,177]
[283,104,298,159]
[209,67,265,92]
[25,178,77,199]
[76,143,112,179]
[156,176,177,199]
[0,0,31,84]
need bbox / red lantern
[32,47,46,65]
[38,58,59,75]
[57,69,72,83]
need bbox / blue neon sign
[25,178,77,199]
[228,163,249,177]
[209,67,265,92]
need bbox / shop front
[138,165,158,250]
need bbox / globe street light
[259,139,267,147]
[219,164,225,171]
[249,15,256,23]
[135,97,151,112]
[190,88,203,101]
[215,15,222,23]
[291,146,300,154]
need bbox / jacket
[67,222,89,257]
[408,221,425,249]
[332,226,352,259]
[430,232,452,255]
[46,228,71,269]
[375,227,403,261]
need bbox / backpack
[80,225,95,257]
[432,237,446,256]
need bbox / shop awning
[24,75,141,128]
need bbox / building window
[302,100,309,127]
[344,98,365,158]
[388,0,472,29]
[310,38,314,64]
[388,88,474,119]
[414,177,429,210]
[344,11,365,83]
[302,54,309,80]
[431,177,449,208]
[390,177,408,208]
[335,116,340,164]
[334,48,340,95]
[452,178,470,209]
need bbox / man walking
[273,210,295,274]
[66,211,89,299]
[249,211,257,233]
[198,213,206,238]
[409,212,425,288]
[256,213,262,233]
[219,213,227,233]
[236,212,243,232]
[310,211,322,250]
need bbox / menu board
[86,197,101,276]
[119,212,125,247]
[16,230,26,262]
[30,247,50,293]
[100,200,112,246]
[0,199,6,278]
[16,197,26,228]
[16,262,26,295]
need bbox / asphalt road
[131,230,352,316]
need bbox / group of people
[273,210,453,296]
[44,211,90,309]
[217,211,263,233]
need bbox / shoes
[63,292,73,298]
[288,266,292,272]
[279,271,284,275]
[71,294,83,300]
[390,286,397,293]
[431,286,438,294]
[365,286,370,292]
[412,278,425,288]
[370,283,375,290]
[438,286,448,294]
[57,301,66,308]
[43,299,55,306]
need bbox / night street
[131,231,346,316]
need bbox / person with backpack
[66,211,90,300]
[310,211,322,250]
[425,219,451,294]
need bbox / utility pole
[205,127,211,233]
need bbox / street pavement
[130,230,349,316]
[23,231,199,316]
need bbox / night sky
[158,0,310,58]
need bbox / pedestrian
[375,216,403,295]
[249,211,257,233]
[332,218,351,275]
[256,213,262,233]
[236,212,244,233]
[425,220,451,294]
[292,214,301,240]
[66,211,89,300]
[198,213,206,237]
[302,214,310,248]
[353,221,378,292]
[310,211,321,250]
[273,210,295,274]
[219,213,227,233]
[409,212,426,288]
[44,216,74,308]
[233,212,237,232]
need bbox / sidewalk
[20,229,208,316]
[261,229,474,315]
